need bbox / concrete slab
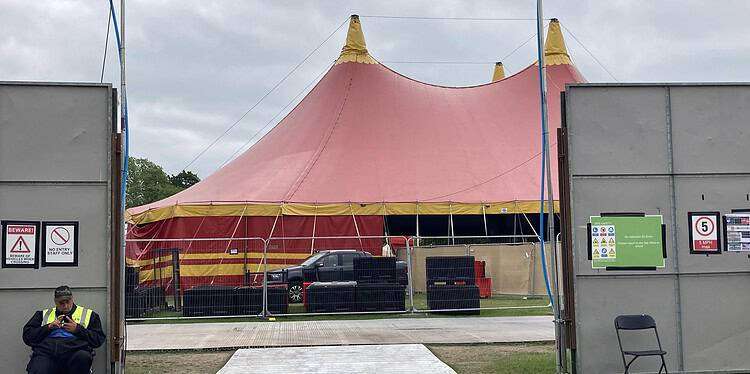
[217,344,456,374]
[126,316,553,351]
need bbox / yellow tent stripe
[126,201,558,225]
[127,252,311,268]
[138,263,288,282]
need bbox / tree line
[126,157,200,208]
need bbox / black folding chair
[614,314,668,374]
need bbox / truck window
[301,252,326,266]
[340,253,356,267]
[321,254,338,267]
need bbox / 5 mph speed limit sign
[688,212,721,254]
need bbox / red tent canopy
[126,16,584,289]
[128,16,582,224]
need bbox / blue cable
[108,0,129,213]
[535,14,555,309]
[537,139,554,309]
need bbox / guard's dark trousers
[27,350,92,374]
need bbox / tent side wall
[126,215,384,290]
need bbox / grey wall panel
[670,86,750,174]
[674,176,750,273]
[0,288,108,374]
[0,84,111,182]
[571,177,673,276]
[0,83,112,373]
[680,274,750,372]
[567,84,750,373]
[0,184,109,287]
[567,86,669,176]
[575,276,679,374]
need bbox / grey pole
[262,239,269,317]
[119,0,126,128]
[405,237,415,312]
[535,2,566,373]
[118,1,127,373]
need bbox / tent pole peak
[542,18,572,66]
[492,61,506,82]
[336,14,377,65]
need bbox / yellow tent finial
[336,15,377,65]
[492,62,506,81]
[543,18,571,66]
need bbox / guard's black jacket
[22,304,106,356]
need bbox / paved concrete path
[126,316,553,351]
[217,344,456,374]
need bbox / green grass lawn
[125,350,234,374]
[125,343,556,373]
[131,294,551,324]
[429,343,556,374]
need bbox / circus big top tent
[126,16,584,288]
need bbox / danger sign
[2,221,40,268]
[42,221,79,266]
[688,212,721,254]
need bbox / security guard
[23,286,106,374]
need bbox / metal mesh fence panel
[124,237,267,320]
[123,235,555,320]
[264,236,410,316]
[410,236,554,314]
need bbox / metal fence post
[262,238,269,318]
[405,236,415,313]
[529,243,537,296]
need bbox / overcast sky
[2,1,749,178]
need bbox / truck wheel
[288,282,303,304]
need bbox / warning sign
[590,224,617,262]
[589,215,665,269]
[725,213,750,252]
[688,212,721,254]
[42,222,79,266]
[2,221,40,268]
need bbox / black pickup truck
[272,250,408,303]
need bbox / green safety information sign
[589,215,665,269]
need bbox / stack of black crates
[306,281,357,313]
[353,257,405,312]
[234,285,288,315]
[124,266,141,318]
[182,285,235,317]
[305,256,406,313]
[124,267,167,318]
[182,285,289,317]
[426,256,480,314]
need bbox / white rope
[482,203,489,237]
[251,207,281,283]
[415,202,420,247]
[310,204,318,254]
[210,204,247,285]
[162,206,208,291]
[349,202,364,249]
[449,202,455,245]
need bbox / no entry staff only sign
[42,221,79,266]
